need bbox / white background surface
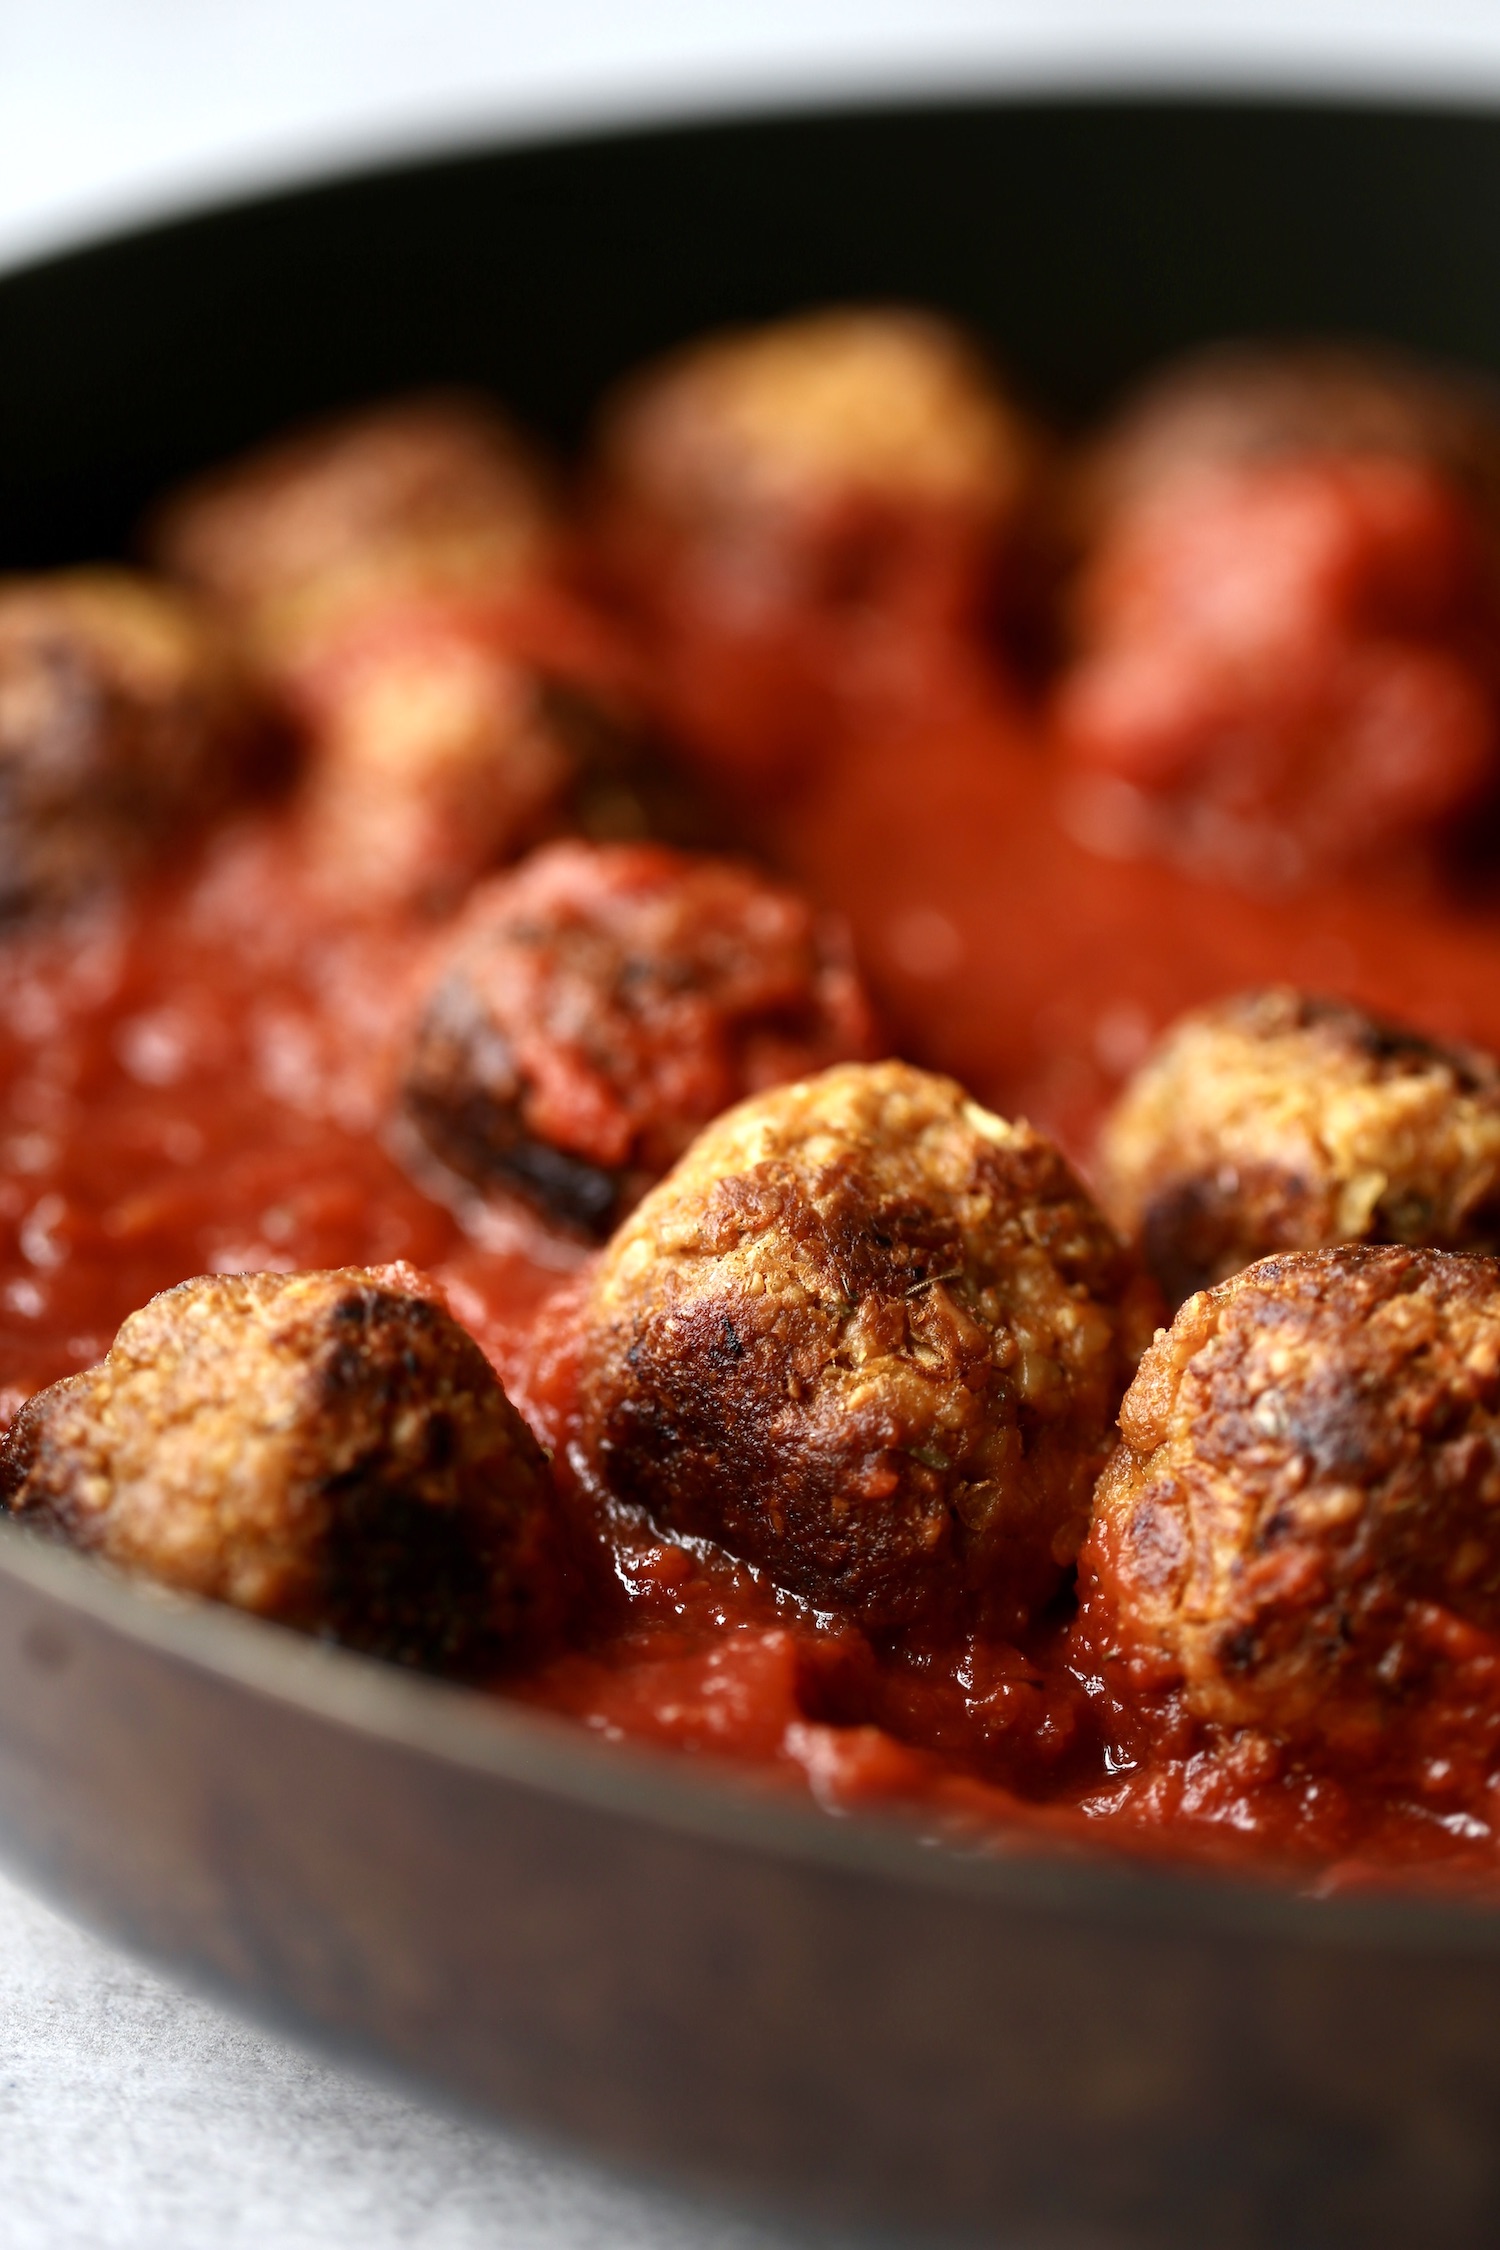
[6,5,1500,2245]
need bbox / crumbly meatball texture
[401,841,878,1235]
[150,393,557,677]
[1080,1246,1500,1751]
[0,570,260,916]
[0,1264,558,1669]
[577,1062,1154,1632]
[1100,990,1500,1308]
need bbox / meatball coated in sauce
[577,1062,1156,1633]
[1080,1246,1500,1757]
[592,309,1042,781]
[1054,347,1500,892]
[152,394,605,907]
[400,840,878,1237]
[0,570,263,917]
[1100,989,1500,1309]
[0,1264,560,1670]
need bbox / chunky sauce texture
[11,606,1500,1894]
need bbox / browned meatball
[0,569,263,917]
[152,394,672,907]
[1099,990,1500,1309]
[1055,346,1500,892]
[592,308,1042,781]
[0,1263,560,1670]
[1079,1246,1500,1757]
[400,840,879,1236]
[576,1062,1156,1633]
[150,391,558,678]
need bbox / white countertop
[5,6,1500,2243]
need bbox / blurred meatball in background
[152,393,657,908]
[1080,1246,1500,1767]
[578,1061,1157,1634]
[0,1262,562,1671]
[0,568,267,919]
[400,840,879,1238]
[1053,344,1500,892]
[150,392,559,676]
[590,308,1045,787]
[1099,989,1500,1308]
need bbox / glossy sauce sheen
[10,647,1500,1894]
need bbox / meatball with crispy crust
[1099,990,1500,1309]
[400,840,878,1237]
[0,1263,560,1670]
[0,569,264,917]
[1055,346,1500,891]
[1079,1246,1500,1757]
[592,308,1043,781]
[150,392,558,679]
[576,1062,1157,1633]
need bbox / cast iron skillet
[6,95,1500,2250]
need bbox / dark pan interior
[8,93,1500,2250]
[5,95,1500,562]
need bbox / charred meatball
[592,308,1042,780]
[576,1062,1156,1632]
[400,840,879,1236]
[1080,1245,1500,1755]
[1054,346,1500,890]
[1099,989,1500,1308]
[0,1263,560,1669]
[150,391,558,678]
[0,569,262,917]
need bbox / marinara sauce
[10,601,1500,1896]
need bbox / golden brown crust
[1099,990,1500,1307]
[577,1061,1156,1632]
[0,1263,560,1669]
[150,392,558,677]
[401,841,879,1237]
[0,569,264,916]
[1080,1245,1500,1751]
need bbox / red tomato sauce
[10,636,1500,1896]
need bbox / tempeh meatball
[0,569,263,917]
[152,394,599,905]
[1099,989,1500,1309]
[0,1263,560,1670]
[150,391,558,678]
[592,308,1042,780]
[400,840,878,1237]
[577,1062,1156,1632]
[1079,1246,1500,1755]
[1055,346,1500,891]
